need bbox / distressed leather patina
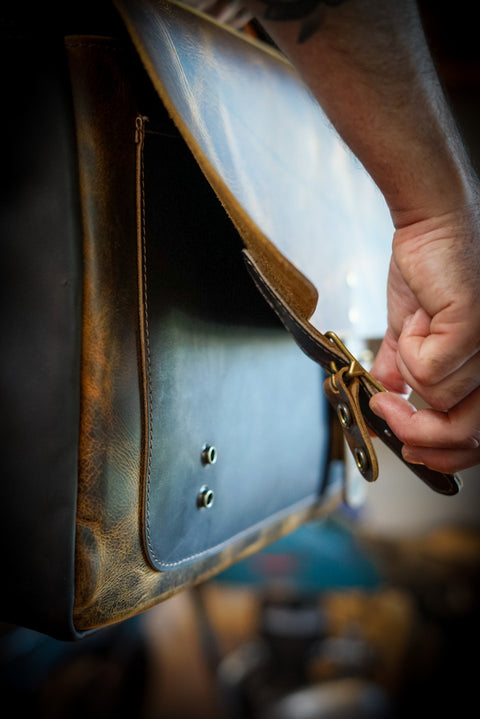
[67,29,334,633]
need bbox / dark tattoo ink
[257,0,350,43]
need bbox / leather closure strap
[243,250,462,496]
[324,366,379,483]
[323,330,384,482]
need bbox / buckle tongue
[325,331,385,393]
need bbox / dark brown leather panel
[0,23,83,638]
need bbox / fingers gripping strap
[243,250,462,496]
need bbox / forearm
[244,0,478,227]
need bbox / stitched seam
[139,176,325,568]
[138,123,156,565]
[140,212,322,567]
[153,493,321,569]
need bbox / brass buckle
[325,331,385,393]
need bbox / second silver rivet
[197,486,215,509]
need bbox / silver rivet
[201,445,217,465]
[337,403,352,428]
[197,486,214,509]
[354,448,369,475]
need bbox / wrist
[389,166,480,231]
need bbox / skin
[191,0,480,474]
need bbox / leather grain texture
[67,33,335,633]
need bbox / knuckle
[403,347,459,391]
[410,364,438,387]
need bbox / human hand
[370,202,480,475]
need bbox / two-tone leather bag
[0,0,460,641]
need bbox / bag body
[1,0,459,640]
[0,2,338,640]
[67,26,336,636]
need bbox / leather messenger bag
[0,0,460,641]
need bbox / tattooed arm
[239,0,480,474]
